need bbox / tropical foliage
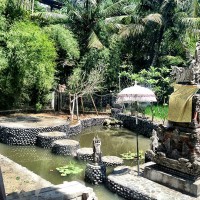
[0,0,199,109]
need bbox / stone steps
[51,139,80,156]
[36,131,68,148]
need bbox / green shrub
[3,20,57,108]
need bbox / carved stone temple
[144,41,200,197]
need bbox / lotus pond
[0,125,151,200]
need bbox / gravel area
[0,114,67,128]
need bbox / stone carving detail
[171,66,193,83]
[147,40,200,178]
[146,150,200,177]
[150,129,159,152]
[171,41,200,84]
[93,136,102,164]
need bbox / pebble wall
[0,124,69,145]
[111,108,159,137]
[106,179,155,200]
[0,117,108,146]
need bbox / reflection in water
[0,126,150,200]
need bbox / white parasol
[116,81,157,175]
[116,83,157,104]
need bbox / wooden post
[90,94,98,115]
[80,96,85,115]
[0,167,6,200]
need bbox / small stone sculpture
[170,41,200,84]
[150,129,159,152]
[171,66,194,83]
[93,136,102,164]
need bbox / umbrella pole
[136,105,140,176]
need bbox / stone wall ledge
[0,116,109,146]
[112,108,159,137]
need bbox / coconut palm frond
[105,22,126,32]
[122,4,137,14]
[31,12,68,21]
[105,15,130,24]
[101,0,129,17]
[72,10,83,20]
[182,17,200,27]
[119,23,144,38]
[88,31,104,49]
[89,0,97,6]
[142,14,162,25]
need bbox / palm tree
[178,0,200,40]
[104,0,162,68]
[61,0,151,53]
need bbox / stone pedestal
[102,156,123,166]
[143,163,200,197]
[36,131,67,148]
[52,139,80,156]
[76,148,93,161]
[85,163,106,185]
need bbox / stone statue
[150,129,159,152]
[93,136,102,164]
[170,40,200,84]
[171,66,194,83]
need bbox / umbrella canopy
[116,82,157,176]
[116,84,157,104]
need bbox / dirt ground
[0,112,109,197]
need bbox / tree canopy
[0,0,200,109]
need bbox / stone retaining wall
[0,125,69,145]
[0,117,108,146]
[68,118,108,137]
[111,108,159,137]
[106,178,153,200]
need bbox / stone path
[7,181,97,200]
[107,162,200,200]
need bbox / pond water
[0,126,151,200]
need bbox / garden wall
[0,117,108,145]
[111,108,159,137]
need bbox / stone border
[102,156,123,166]
[106,163,199,200]
[111,108,159,137]
[76,148,93,161]
[36,131,68,148]
[52,139,80,156]
[0,117,108,146]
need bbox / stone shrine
[85,136,106,185]
[145,41,200,197]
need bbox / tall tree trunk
[69,94,72,116]
[31,0,34,14]
[76,94,79,120]
[71,94,75,122]
[151,26,164,67]
[90,94,98,115]
[80,96,85,115]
